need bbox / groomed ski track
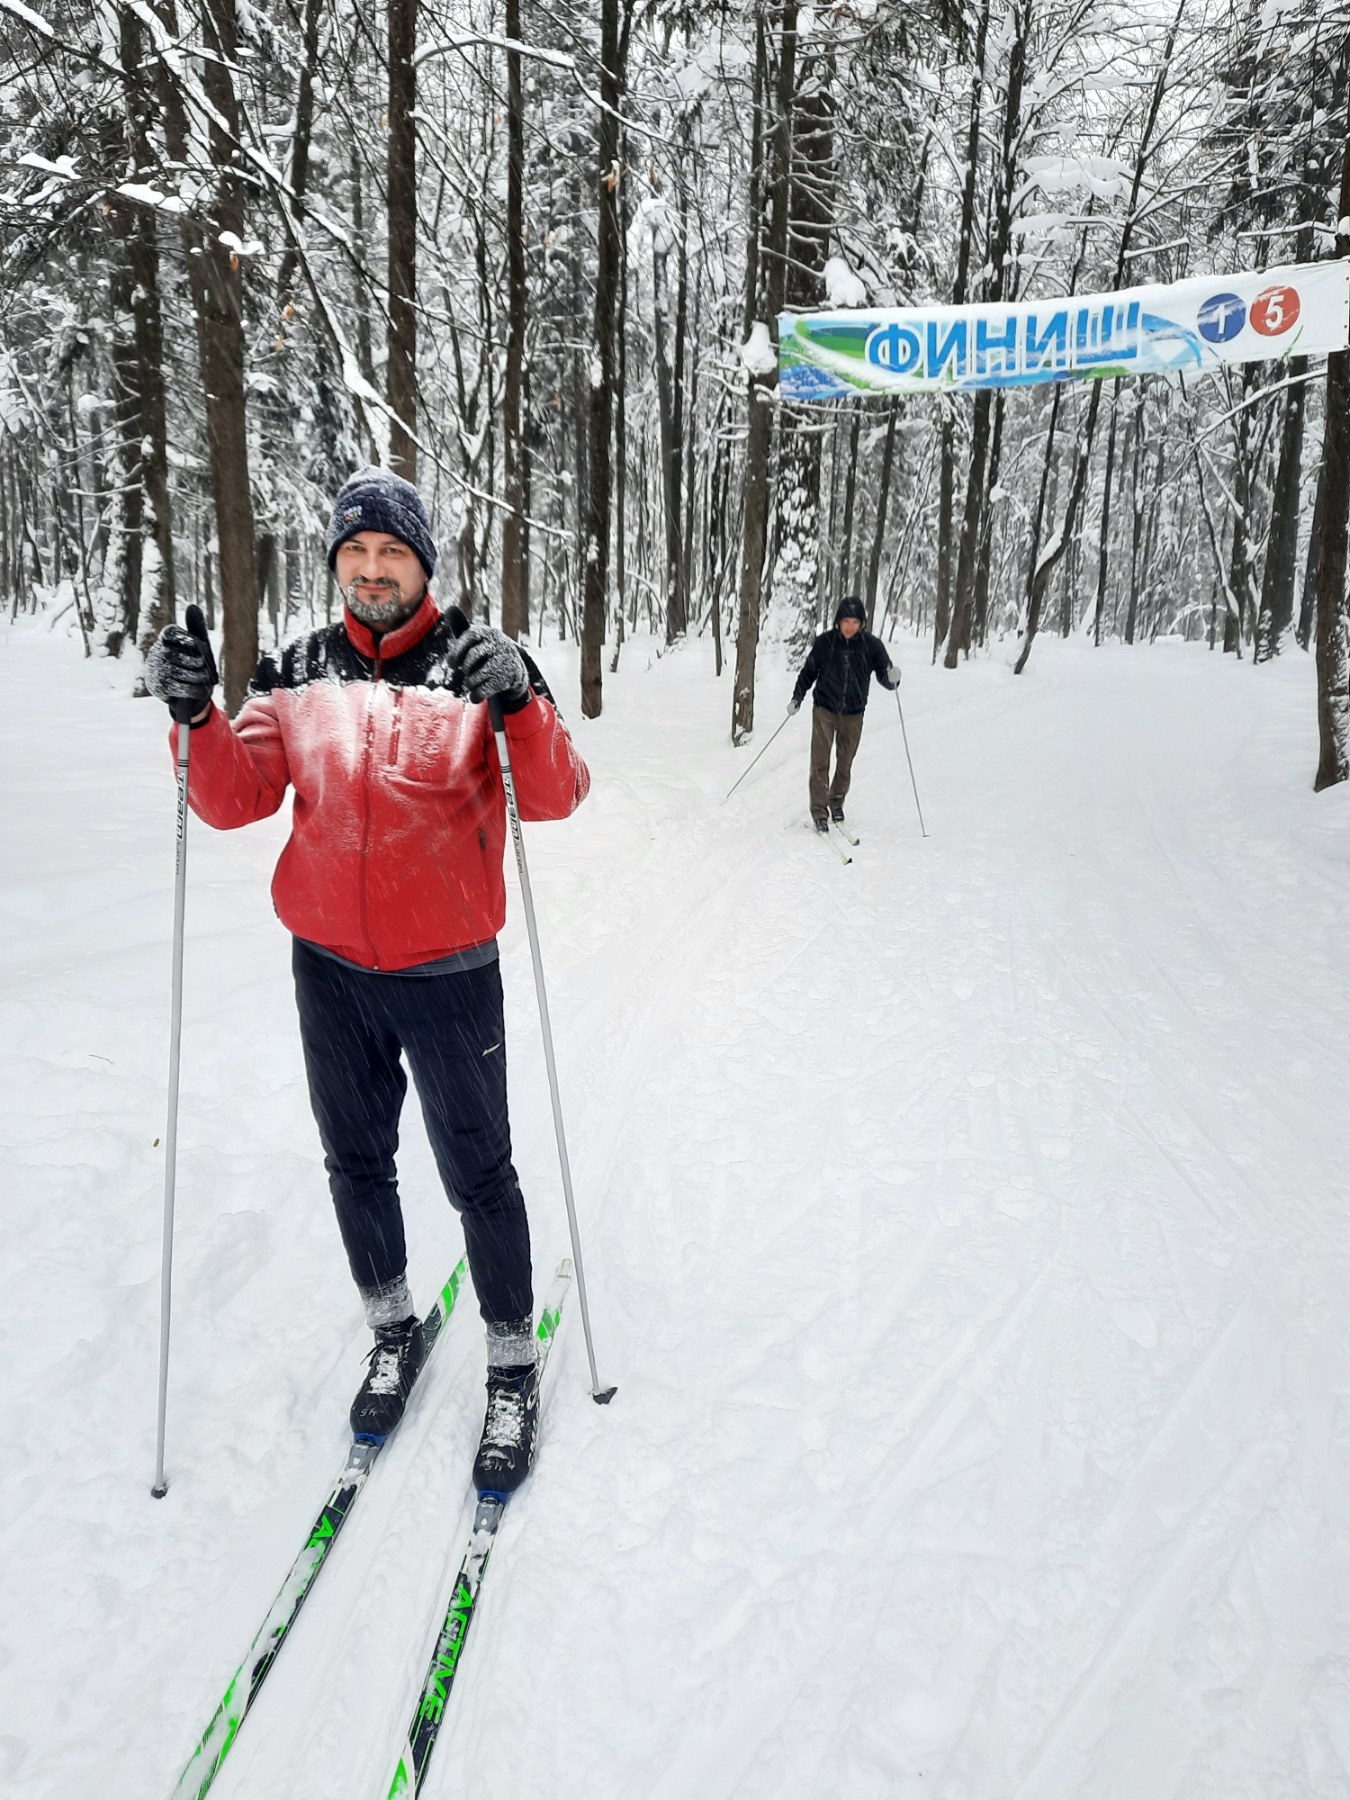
[4,618,1350,1798]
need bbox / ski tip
[592,1385,618,1406]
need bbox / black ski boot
[473,1363,540,1496]
[350,1315,425,1441]
[813,815,829,834]
[829,803,845,823]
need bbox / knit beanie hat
[325,467,438,580]
[835,595,865,624]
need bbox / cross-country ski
[380,1262,572,1798]
[168,1262,468,1800]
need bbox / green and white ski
[169,1259,469,1800]
[381,1260,573,1797]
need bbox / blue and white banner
[777,262,1350,401]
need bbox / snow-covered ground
[4,612,1350,1800]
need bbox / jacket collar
[343,591,440,662]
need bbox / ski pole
[488,695,616,1405]
[894,685,928,839]
[153,694,196,1497]
[723,708,795,802]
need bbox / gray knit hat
[325,467,438,579]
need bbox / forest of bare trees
[2,0,1348,776]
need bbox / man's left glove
[145,605,218,722]
[448,623,532,712]
[884,663,902,689]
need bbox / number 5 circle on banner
[1250,286,1301,337]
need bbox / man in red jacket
[145,468,590,1494]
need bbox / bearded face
[333,533,427,634]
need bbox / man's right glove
[448,622,532,712]
[787,695,802,716]
[145,606,218,722]
[885,664,902,689]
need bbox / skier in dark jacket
[789,596,901,831]
[144,467,589,1495]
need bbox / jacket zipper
[358,653,382,969]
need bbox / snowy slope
[3,614,1350,1800]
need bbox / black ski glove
[448,623,531,713]
[145,605,218,724]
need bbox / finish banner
[777,261,1350,401]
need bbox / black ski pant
[292,938,532,1325]
[809,705,865,821]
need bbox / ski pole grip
[487,695,506,733]
[169,697,198,726]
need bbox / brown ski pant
[809,706,865,821]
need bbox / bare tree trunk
[1091,381,1123,645]
[155,0,258,710]
[1255,359,1308,660]
[773,49,834,630]
[571,169,589,636]
[276,0,323,306]
[581,0,628,713]
[740,7,766,345]
[521,357,533,636]
[1225,397,1253,656]
[838,410,860,596]
[934,410,954,659]
[940,0,992,666]
[673,114,691,611]
[387,0,417,480]
[682,258,700,617]
[1298,453,1324,651]
[732,0,798,743]
[500,0,527,640]
[611,147,630,673]
[1315,107,1350,789]
[708,419,726,676]
[114,9,176,661]
[1017,385,1102,666]
[864,401,900,631]
[1124,396,1147,644]
[106,253,143,657]
[651,236,686,641]
[351,148,376,397]
[973,392,1005,646]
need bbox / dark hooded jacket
[792,601,898,715]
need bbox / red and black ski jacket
[173,596,589,971]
